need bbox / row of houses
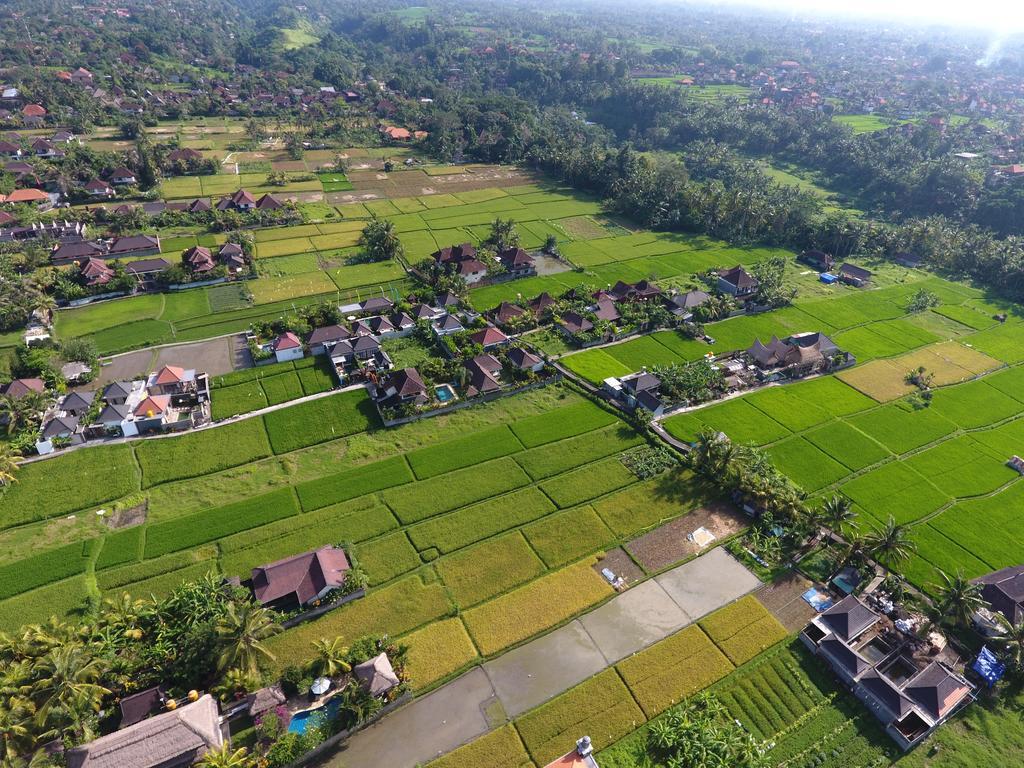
[141,189,284,216]
[431,242,537,284]
[36,364,210,454]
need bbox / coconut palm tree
[864,516,917,570]
[993,613,1024,671]
[197,744,255,768]
[933,570,986,628]
[311,637,351,678]
[0,444,19,487]
[820,495,857,544]
[31,645,110,740]
[215,602,280,676]
[0,695,34,762]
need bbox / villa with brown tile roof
[251,546,351,610]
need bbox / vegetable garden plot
[840,462,949,526]
[804,421,890,471]
[510,400,618,448]
[264,574,453,672]
[407,487,556,555]
[663,398,791,446]
[462,560,613,656]
[767,437,851,492]
[406,425,524,479]
[847,401,957,454]
[523,505,615,568]
[436,531,546,607]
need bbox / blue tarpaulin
[820,272,839,284]
[973,646,1006,687]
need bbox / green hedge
[513,425,643,480]
[383,458,532,524]
[406,425,524,480]
[0,444,140,528]
[295,455,413,511]
[95,527,144,570]
[263,389,376,454]
[509,400,617,448]
[144,487,299,558]
[135,418,272,488]
[0,540,95,600]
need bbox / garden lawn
[662,398,790,446]
[406,425,524,479]
[0,444,139,527]
[515,668,645,767]
[462,559,613,655]
[767,437,851,492]
[540,457,637,508]
[510,400,619,447]
[435,531,546,607]
[262,388,376,453]
[264,573,453,673]
[135,418,272,487]
[383,458,532,524]
[402,618,479,691]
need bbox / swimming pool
[287,698,340,734]
[435,384,456,403]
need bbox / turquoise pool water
[287,698,340,734]
[435,385,455,403]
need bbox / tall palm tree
[215,602,280,676]
[933,570,986,628]
[311,637,351,678]
[0,695,34,762]
[31,645,110,740]
[820,495,857,543]
[864,516,917,570]
[993,613,1024,670]
[0,444,19,487]
[197,744,255,768]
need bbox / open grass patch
[0,444,139,527]
[136,418,271,487]
[263,388,376,454]
[436,531,546,608]
[144,487,299,557]
[516,668,645,766]
[510,400,619,448]
[462,559,613,656]
[540,457,637,508]
[523,505,615,568]
[384,458,532,524]
[296,454,413,511]
[403,617,480,692]
[406,425,524,480]
[408,487,556,555]
[264,573,452,673]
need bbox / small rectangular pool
[435,384,456,403]
[287,698,340,734]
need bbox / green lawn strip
[0,539,98,600]
[803,421,891,471]
[592,471,706,538]
[0,444,140,528]
[766,437,851,493]
[259,371,305,406]
[928,484,1024,570]
[0,576,92,633]
[435,531,546,608]
[539,457,637,508]
[263,388,377,454]
[211,379,268,420]
[846,401,958,455]
[295,454,413,511]
[407,487,556,556]
[135,418,271,488]
[663,398,791,446]
[513,425,644,481]
[745,387,833,432]
[352,532,422,586]
[509,400,619,448]
[840,462,950,526]
[95,527,145,570]
[560,349,633,384]
[514,668,645,767]
[144,487,299,558]
[462,558,613,656]
[927,379,1024,429]
[406,425,524,480]
[384,458,533,524]
[522,505,615,568]
[264,573,453,674]
[903,435,1017,497]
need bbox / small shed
[353,652,400,697]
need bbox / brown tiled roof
[153,365,185,385]
[470,327,508,346]
[3,378,45,398]
[388,368,427,397]
[718,265,758,289]
[252,546,350,605]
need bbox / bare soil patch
[626,502,747,573]
[753,571,816,632]
[592,547,644,586]
[105,500,148,529]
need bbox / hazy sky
[706,0,1024,32]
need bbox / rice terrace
[2,2,1024,768]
